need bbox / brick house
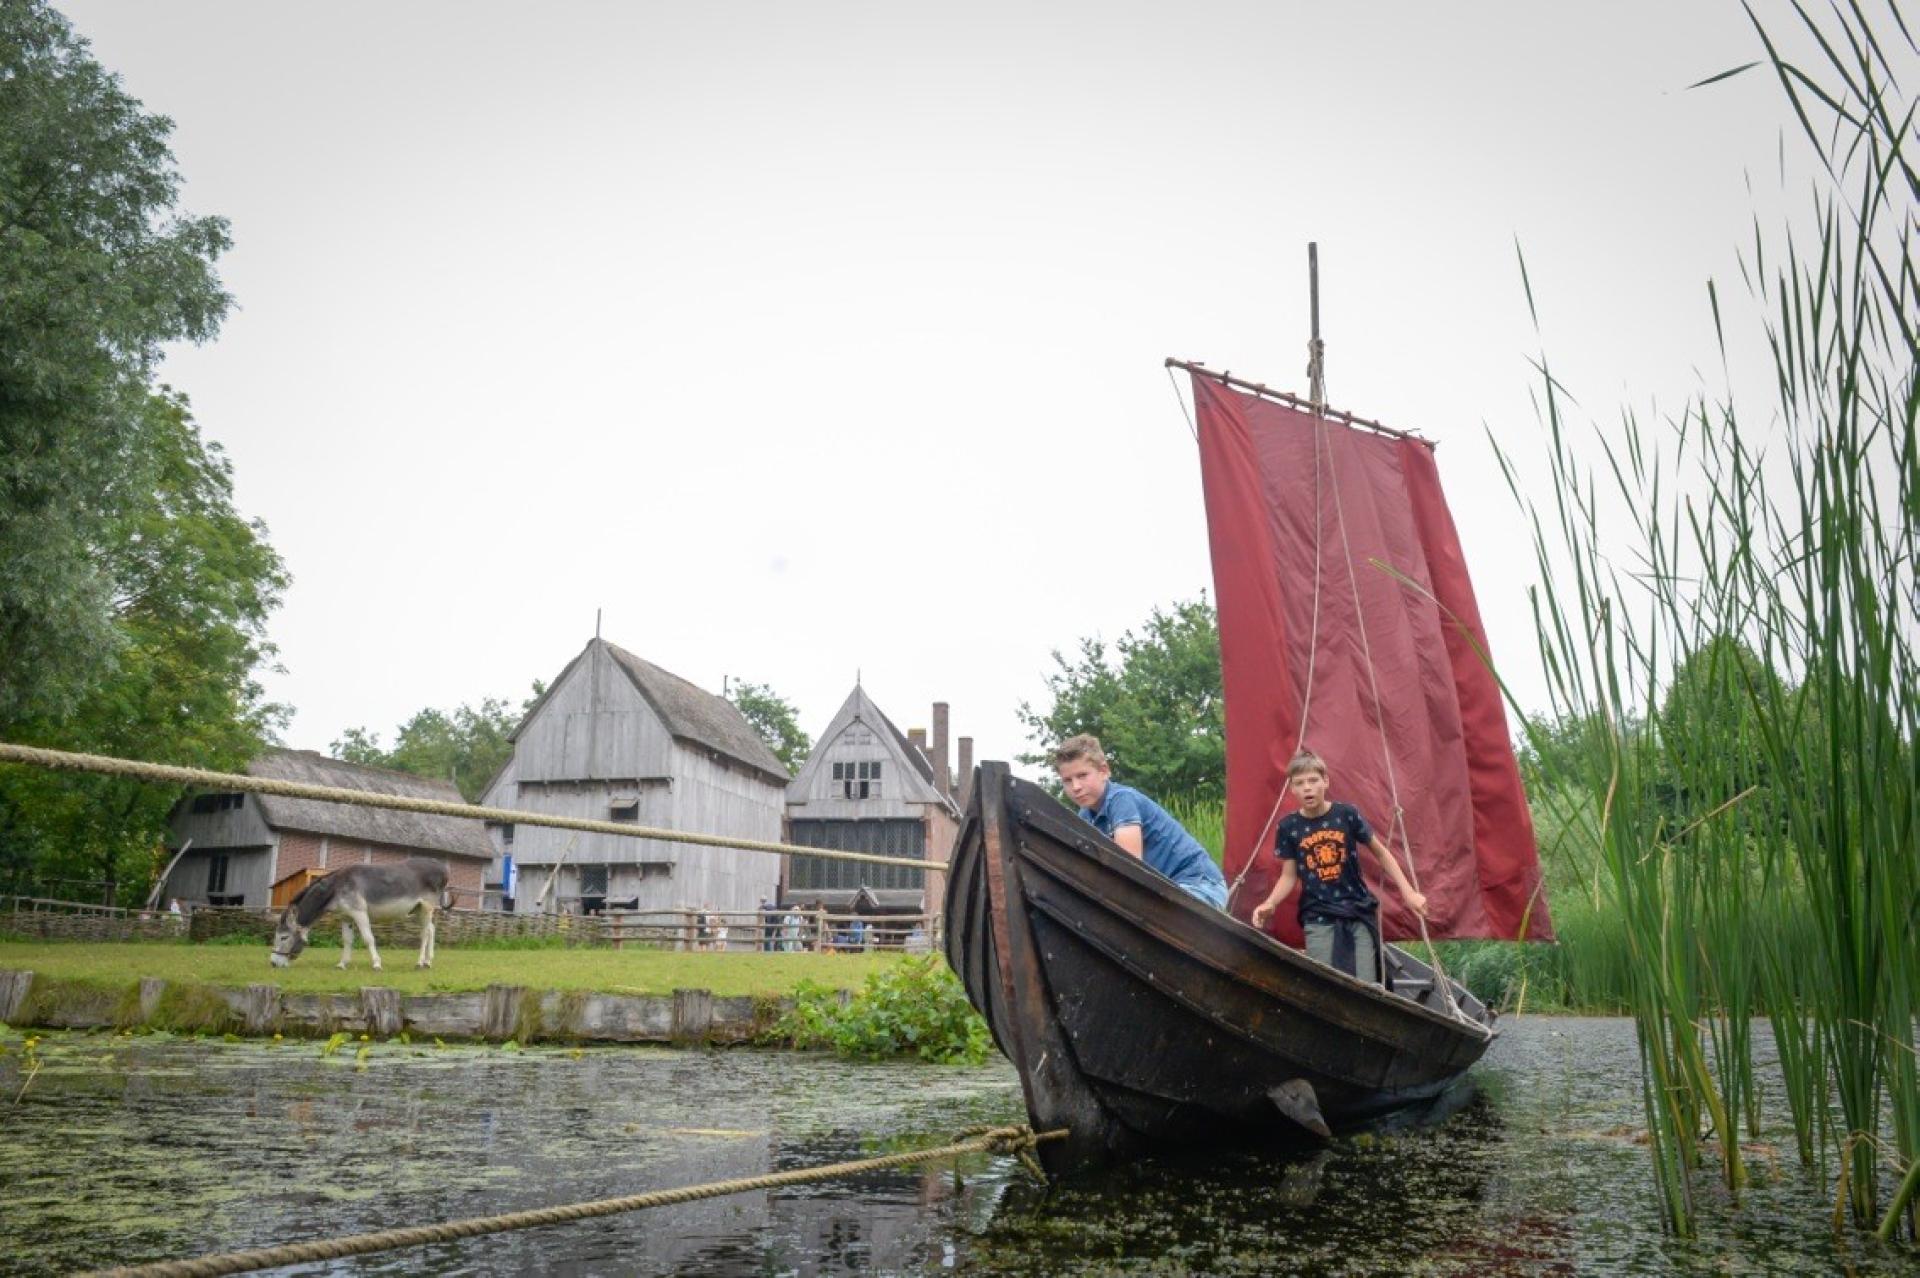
[160,749,494,910]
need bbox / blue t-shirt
[1274,801,1379,922]
[1079,781,1228,895]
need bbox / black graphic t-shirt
[1274,802,1379,922]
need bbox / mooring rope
[0,743,933,873]
[79,1125,1063,1278]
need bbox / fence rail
[2,897,942,952]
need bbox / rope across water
[0,742,935,873]
[80,1125,1063,1278]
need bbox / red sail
[1192,373,1552,944]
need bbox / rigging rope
[1165,364,1199,442]
[1317,410,1467,1022]
[80,1125,1063,1278]
[0,743,934,873]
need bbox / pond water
[0,1017,1910,1276]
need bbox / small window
[500,823,515,845]
[609,798,640,824]
[190,794,218,814]
[207,854,230,895]
[221,793,244,812]
[836,759,883,800]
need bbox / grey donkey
[270,859,451,970]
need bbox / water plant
[1496,2,1916,1240]
[773,954,991,1064]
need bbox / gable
[500,640,788,787]
[788,686,956,815]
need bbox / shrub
[773,955,992,1065]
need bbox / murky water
[0,1018,1910,1275]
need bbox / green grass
[0,942,912,998]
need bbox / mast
[1308,242,1326,413]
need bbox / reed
[1494,2,1915,1239]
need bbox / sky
[59,1,1860,774]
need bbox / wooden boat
[945,760,1494,1172]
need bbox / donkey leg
[417,905,435,969]
[351,908,382,971]
[338,919,354,970]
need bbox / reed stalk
[1494,1,1915,1238]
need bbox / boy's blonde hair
[1051,734,1108,769]
[1287,748,1329,780]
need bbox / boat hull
[944,762,1496,1171]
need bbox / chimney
[932,702,951,798]
[957,736,974,805]
[908,727,928,756]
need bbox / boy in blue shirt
[1250,748,1428,983]
[1053,734,1229,909]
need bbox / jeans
[1304,917,1378,983]
[1175,877,1229,910]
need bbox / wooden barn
[478,638,788,915]
[160,749,494,910]
[781,686,968,918]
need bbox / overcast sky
[60,1,1851,773]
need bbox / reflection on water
[0,1018,1911,1275]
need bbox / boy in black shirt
[1250,749,1428,983]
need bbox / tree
[0,3,233,725]
[331,683,545,802]
[0,394,288,901]
[1018,596,1225,800]
[726,680,810,774]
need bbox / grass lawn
[0,942,913,998]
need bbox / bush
[773,955,992,1065]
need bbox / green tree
[0,3,233,725]
[1018,596,1225,800]
[0,394,288,901]
[331,683,544,802]
[726,679,810,774]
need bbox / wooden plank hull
[944,763,1496,1172]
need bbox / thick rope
[81,1125,1063,1278]
[0,743,932,873]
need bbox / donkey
[270,859,451,971]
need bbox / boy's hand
[1251,901,1276,929]
[1405,890,1429,919]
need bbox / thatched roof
[603,643,789,782]
[250,749,494,861]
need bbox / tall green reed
[1495,1,1915,1240]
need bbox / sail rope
[79,1125,1063,1278]
[1317,415,1467,1022]
[1165,364,1199,442]
[0,743,934,873]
